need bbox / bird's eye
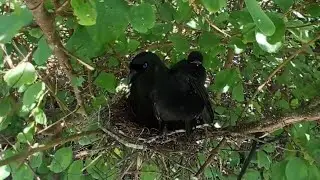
[143,62,148,69]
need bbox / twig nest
[98,92,213,152]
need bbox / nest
[95,91,220,153]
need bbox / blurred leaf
[255,31,282,53]
[107,57,120,68]
[257,151,271,169]
[285,158,308,180]
[94,72,117,93]
[245,0,275,36]
[23,82,46,106]
[159,2,174,21]
[169,34,189,52]
[127,39,140,52]
[290,99,299,109]
[229,37,246,54]
[201,0,227,13]
[0,8,32,43]
[49,147,73,173]
[32,107,47,125]
[71,76,85,87]
[68,160,84,180]
[232,83,244,102]
[4,62,37,88]
[243,169,261,180]
[129,3,155,33]
[85,157,108,179]
[17,122,35,143]
[11,164,34,180]
[34,37,52,65]
[267,13,285,44]
[199,32,221,51]
[276,99,290,110]
[305,4,320,17]
[30,152,43,169]
[308,164,320,179]
[173,0,192,22]
[273,0,293,11]
[0,164,10,180]
[71,0,97,26]
[211,69,239,93]
[141,163,159,180]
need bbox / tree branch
[25,0,86,115]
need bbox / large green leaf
[22,82,46,106]
[129,3,156,33]
[32,107,47,125]
[0,164,10,180]
[49,147,73,173]
[17,122,35,143]
[273,0,293,11]
[169,34,189,52]
[285,158,308,180]
[245,0,275,36]
[67,160,84,180]
[198,32,220,51]
[201,0,227,13]
[0,8,32,43]
[4,62,37,88]
[173,0,192,22]
[94,72,117,93]
[255,31,282,53]
[11,164,34,180]
[71,0,97,26]
[34,37,52,65]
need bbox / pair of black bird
[128,51,214,135]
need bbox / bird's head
[128,51,166,84]
[187,51,203,65]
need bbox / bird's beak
[127,70,137,84]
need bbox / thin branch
[25,0,86,115]
[0,130,102,167]
[194,138,226,178]
[239,33,320,119]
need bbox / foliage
[0,0,319,179]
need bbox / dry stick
[195,138,227,178]
[25,0,86,115]
[0,130,102,167]
[239,34,320,119]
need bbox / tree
[0,0,319,179]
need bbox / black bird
[170,51,214,126]
[128,51,213,135]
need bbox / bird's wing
[187,75,215,124]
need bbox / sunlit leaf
[34,37,52,65]
[129,3,155,33]
[285,158,308,180]
[94,72,117,93]
[71,0,97,26]
[4,62,37,88]
[49,147,73,173]
[201,0,227,13]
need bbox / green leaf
[17,122,35,143]
[23,82,46,106]
[0,164,10,180]
[266,13,285,44]
[232,83,244,102]
[30,152,43,169]
[0,8,33,43]
[308,164,320,179]
[257,151,271,169]
[129,3,156,33]
[94,72,117,93]
[201,0,227,13]
[141,163,159,180]
[288,25,315,43]
[169,34,189,52]
[211,69,239,93]
[107,57,120,68]
[11,164,34,180]
[229,37,246,54]
[306,4,320,17]
[159,2,174,21]
[85,157,108,179]
[127,39,140,52]
[4,62,37,88]
[34,37,52,65]
[272,0,293,11]
[276,99,290,110]
[255,31,282,53]
[71,0,97,26]
[49,147,73,173]
[245,0,275,36]
[243,170,261,180]
[71,76,85,87]
[285,158,308,180]
[32,107,47,125]
[173,0,192,22]
[0,97,12,117]
[68,160,84,180]
[198,32,220,51]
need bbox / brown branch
[25,0,86,115]
[239,33,320,119]
[194,138,226,178]
[0,130,102,167]
[224,47,235,68]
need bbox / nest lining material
[96,91,218,152]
